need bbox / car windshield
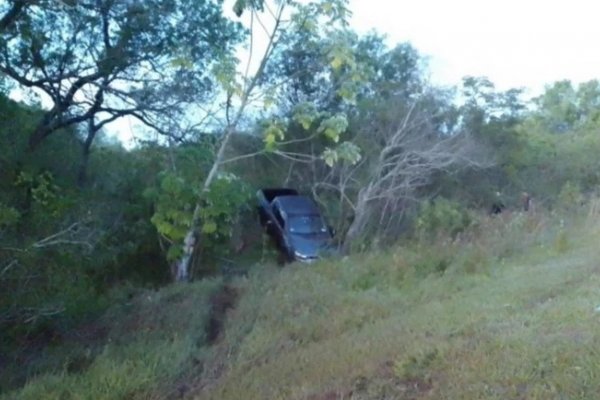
[288,215,327,235]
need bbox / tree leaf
[202,221,218,234]
[318,114,348,143]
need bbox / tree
[532,80,579,133]
[0,0,36,32]
[166,0,363,281]
[260,37,432,242]
[531,80,600,134]
[342,92,490,250]
[0,0,242,157]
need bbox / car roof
[274,195,320,215]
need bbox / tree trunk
[172,129,235,282]
[172,230,197,281]
[77,120,98,188]
[170,3,285,282]
[342,187,369,254]
[28,119,52,151]
[28,106,70,151]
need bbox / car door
[271,203,289,250]
[272,203,285,232]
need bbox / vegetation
[1,279,223,399]
[4,210,600,399]
[2,0,600,398]
[192,212,600,400]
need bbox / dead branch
[32,222,96,251]
[343,98,493,250]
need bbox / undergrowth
[1,279,221,400]
[4,207,600,399]
[192,209,600,399]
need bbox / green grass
[1,279,222,400]
[192,213,600,399]
[5,211,600,399]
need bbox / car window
[288,215,327,234]
[273,204,285,227]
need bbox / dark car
[257,188,335,263]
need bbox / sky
[349,0,600,96]
[15,0,599,145]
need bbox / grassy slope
[1,279,222,400]
[195,216,600,400]
[4,213,600,399]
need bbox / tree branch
[0,0,33,31]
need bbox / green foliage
[251,2,367,168]
[147,154,253,269]
[0,0,243,148]
[0,202,20,227]
[262,119,286,151]
[416,198,472,240]
[179,212,600,400]
[15,170,63,217]
[292,102,318,130]
[453,244,491,275]
[322,141,361,167]
[531,80,600,133]
[8,2,600,396]
[232,0,264,17]
[212,53,243,95]
[413,251,453,276]
[1,279,222,399]
[4,203,597,398]
[317,113,348,143]
[0,96,94,343]
[557,181,583,211]
[0,95,173,371]
[149,171,196,252]
[198,173,253,245]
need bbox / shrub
[416,198,472,241]
[557,181,583,212]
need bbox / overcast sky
[54,0,600,145]
[349,0,600,96]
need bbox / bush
[1,279,222,398]
[416,198,472,241]
[557,181,583,212]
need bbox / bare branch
[220,149,267,165]
[343,96,492,250]
[0,260,18,279]
[32,222,95,251]
[0,0,33,31]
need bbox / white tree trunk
[172,130,234,282]
[173,230,196,281]
[171,4,286,282]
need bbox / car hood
[289,233,333,259]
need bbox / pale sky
[349,0,600,95]
[15,0,599,145]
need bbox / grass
[191,211,600,399]
[4,209,600,399]
[1,278,222,400]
